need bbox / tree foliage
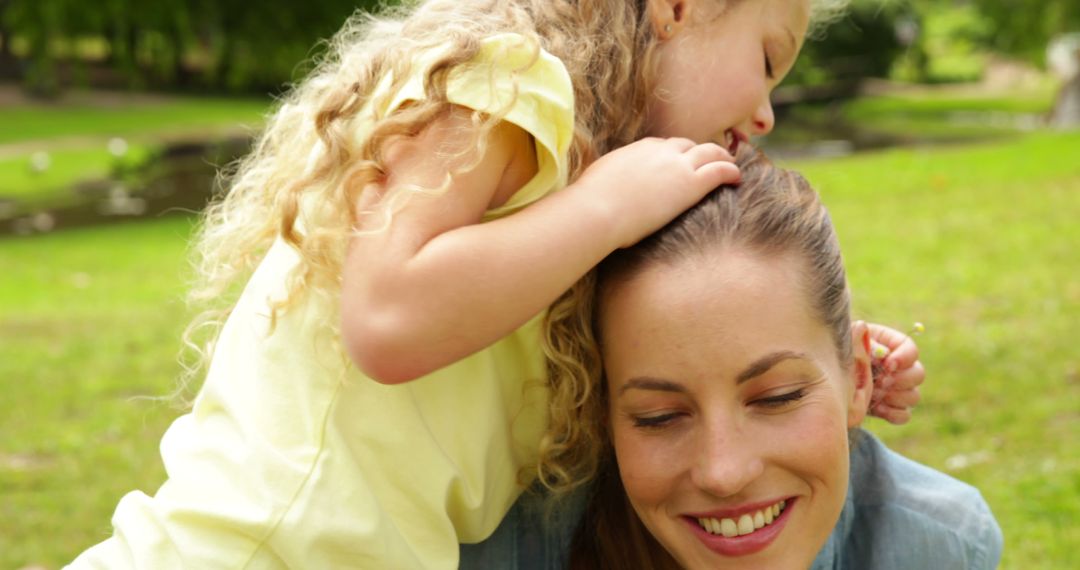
[972,0,1080,63]
[778,0,918,95]
[1,0,386,94]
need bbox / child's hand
[573,137,739,248]
[867,322,925,425]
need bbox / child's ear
[848,320,873,428]
[647,0,695,39]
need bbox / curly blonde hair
[180,0,850,396]
[180,0,663,394]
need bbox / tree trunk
[1050,47,1080,128]
[1051,74,1080,128]
[0,0,11,60]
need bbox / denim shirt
[811,430,1003,570]
[461,429,1003,569]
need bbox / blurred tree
[2,0,389,95]
[973,0,1079,63]
[784,0,916,99]
[0,0,11,62]
[973,0,1080,125]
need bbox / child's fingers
[697,160,741,186]
[683,142,734,170]
[882,387,921,409]
[872,403,913,425]
[867,323,919,372]
[663,136,697,151]
[887,361,925,391]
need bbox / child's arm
[342,109,738,383]
[867,322,925,424]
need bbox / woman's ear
[647,0,695,39]
[847,320,873,428]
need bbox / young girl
[70,0,921,568]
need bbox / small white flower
[31,212,55,232]
[107,137,129,158]
[912,322,926,335]
[872,345,890,360]
[72,272,92,289]
[945,450,992,471]
[29,152,51,174]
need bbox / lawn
[772,80,1061,146]
[786,130,1080,568]
[0,96,270,145]
[0,94,270,208]
[1,132,1077,569]
[0,146,152,201]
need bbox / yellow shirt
[69,33,574,569]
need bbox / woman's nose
[690,423,765,498]
[749,98,775,136]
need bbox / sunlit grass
[774,80,1061,144]
[0,146,151,200]
[785,130,1080,569]
[0,216,195,567]
[0,95,270,145]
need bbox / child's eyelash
[764,51,774,79]
[755,388,806,408]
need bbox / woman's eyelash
[632,413,680,429]
[755,388,806,408]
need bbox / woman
[534,148,1003,569]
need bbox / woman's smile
[684,497,795,556]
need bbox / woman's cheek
[766,399,851,478]
[612,422,695,498]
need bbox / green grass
[0,96,270,145]
[841,84,1058,139]
[2,132,1079,568]
[0,146,151,200]
[784,130,1080,568]
[776,81,1060,144]
[0,216,196,566]
[0,93,269,210]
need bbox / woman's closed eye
[631,411,684,430]
[752,388,806,409]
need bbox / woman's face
[599,247,871,569]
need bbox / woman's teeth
[696,500,786,538]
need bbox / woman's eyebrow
[736,350,809,384]
[617,352,811,395]
[618,377,686,396]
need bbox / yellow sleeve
[384,33,576,219]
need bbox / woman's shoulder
[840,429,1004,569]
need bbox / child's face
[646,0,810,152]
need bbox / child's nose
[750,98,775,136]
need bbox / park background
[0,0,1076,567]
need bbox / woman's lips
[683,497,796,557]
